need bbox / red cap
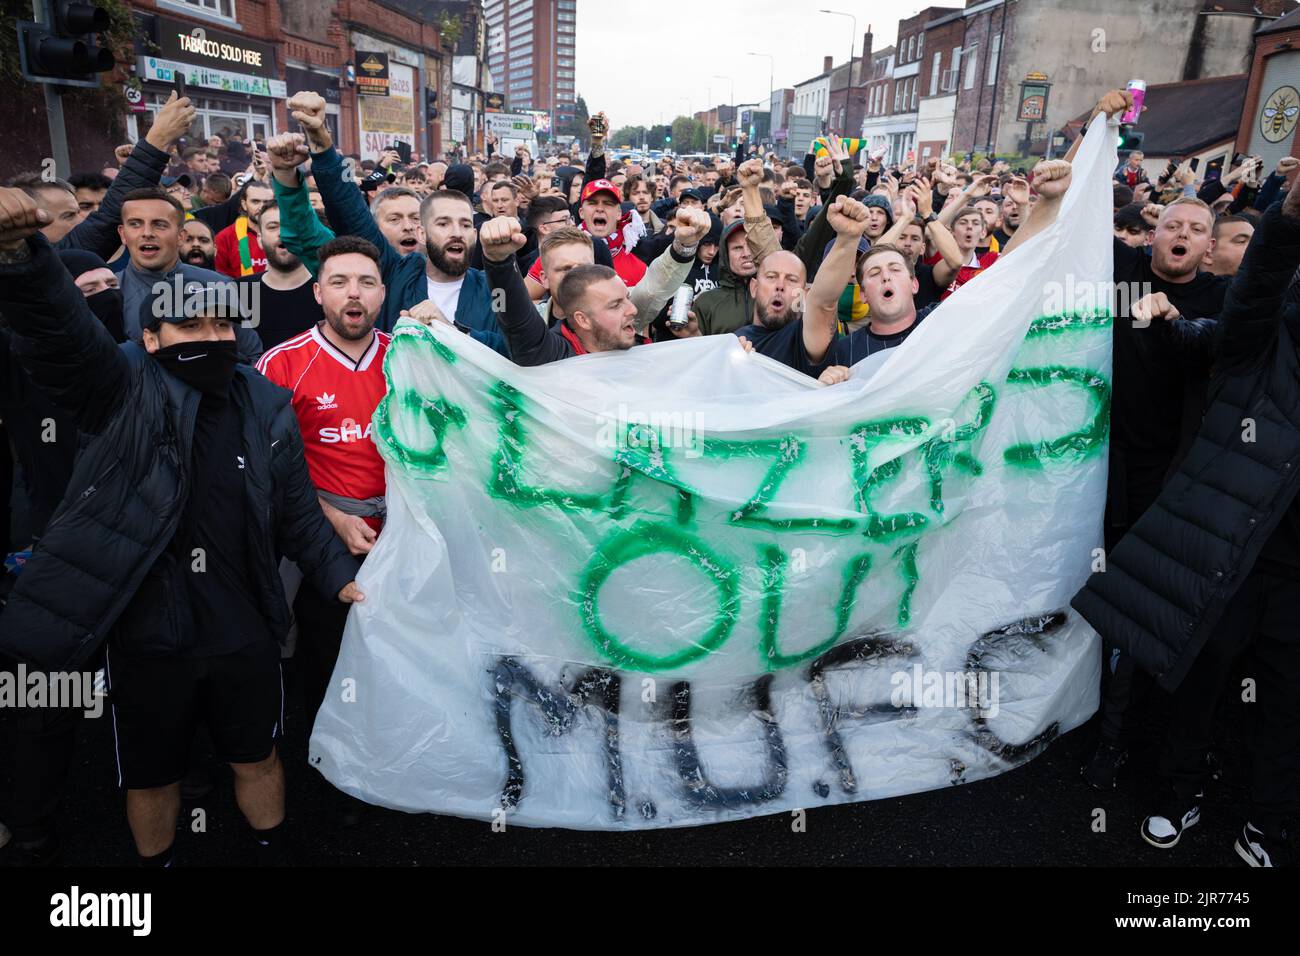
[580,178,622,204]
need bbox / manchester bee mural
[1261,85,1300,143]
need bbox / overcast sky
[572,0,928,129]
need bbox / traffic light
[18,1,116,87]
[665,134,672,143]
[1117,124,1144,155]
[426,88,439,120]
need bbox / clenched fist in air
[0,187,49,251]
[826,196,870,238]
[479,216,527,263]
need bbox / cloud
[572,0,924,127]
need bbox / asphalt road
[13,663,1257,867]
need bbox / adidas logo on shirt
[316,392,338,410]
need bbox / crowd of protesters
[0,83,1296,867]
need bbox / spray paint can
[1121,80,1146,124]
[668,285,694,330]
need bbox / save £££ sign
[358,61,414,162]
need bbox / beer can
[1121,80,1146,124]
[668,285,694,329]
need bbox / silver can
[668,285,694,329]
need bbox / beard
[265,243,301,273]
[427,237,469,276]
[181,247,214,270]
[756,301,799,330]
[587,320,635,352]
[325,301,375,341]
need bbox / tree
[692,123,707,152]
[571,95,590,150]
[646,124,671,150]
[611,125,647,149]
[670,115,699,153]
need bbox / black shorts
[105,640,284,790]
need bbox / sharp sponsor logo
[319,422,374,444]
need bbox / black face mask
[86,288,125,343]
[152,340,238,397]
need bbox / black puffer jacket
[1073,201,1300,690]
[0,235,357,671]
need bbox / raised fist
[826,195,869,238]
[1031,159,1072,201]
[1094,89,1133,121]
[114,144,133,167]
[736,159,764,190]
[0,187,50,249]
[479,215,526,263]
[288,91,327,131]
[670,206,711,246]
[265,132,310,171]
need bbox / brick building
[0,0,467,180]
[916,8,968,161]
[859,6,959,164]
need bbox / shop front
[132,14,284,146]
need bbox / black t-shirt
[914,263,943,311]
[240,274,324,351]
[733,318,836,378]
[1111,238,1228,466]
[832,303,935,366]
[181,394,273,657]
[992,227,1013,248]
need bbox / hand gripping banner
[310,117,1117,829]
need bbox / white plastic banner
[310,117,1118,829]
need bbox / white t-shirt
[426,275,465,323]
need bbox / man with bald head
[731,197,870,378]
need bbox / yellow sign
[359,92,413,135]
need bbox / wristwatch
[924,213,939,224]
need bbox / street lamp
[748,52,774,149]
[819,8,857,137]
